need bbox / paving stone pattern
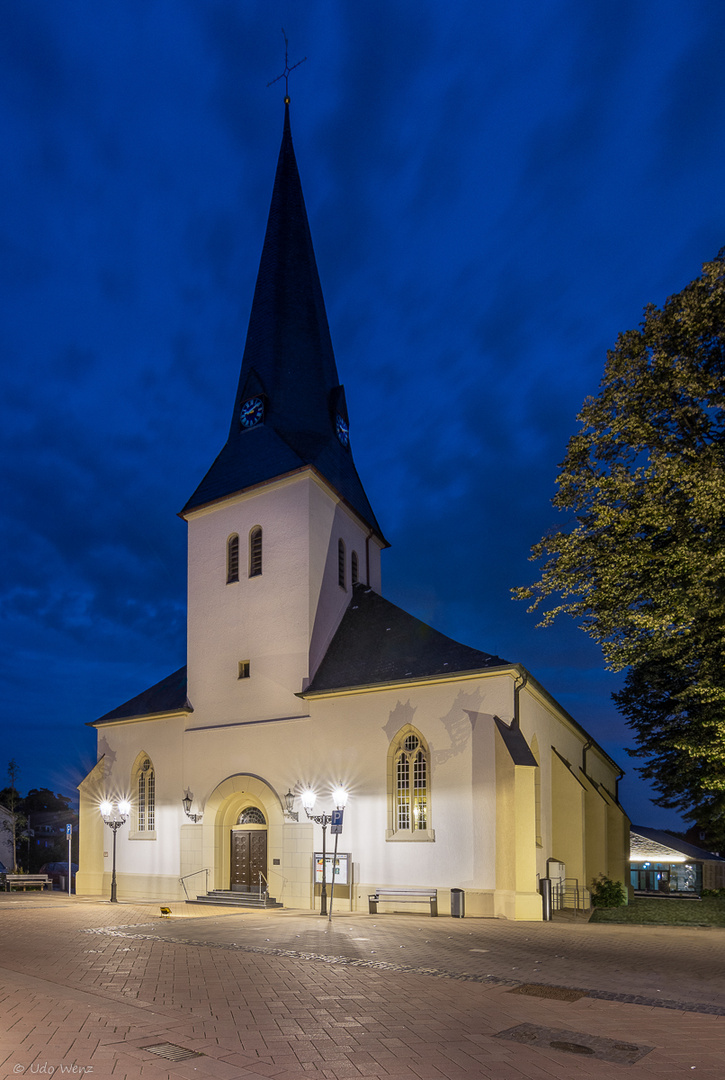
[0,894,723,1079]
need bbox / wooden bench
[4,874,52,892]
[368,887,438,916]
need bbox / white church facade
[77,103,629,919]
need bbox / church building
[77,102,629,919]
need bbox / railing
[179,867,211,900]
[552,877,591,911]
[258,871,268,900]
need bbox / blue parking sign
[331,808,344,835]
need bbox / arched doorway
[230,806,267,892]
[201,774,285,893]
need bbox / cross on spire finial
[267,29,306,104]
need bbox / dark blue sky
[3,1,725,826]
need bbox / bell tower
[180,103,387,724]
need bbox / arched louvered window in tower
[249,526,262,577]
[227,534,239,583]
[351,550,359,585]
[387,729,433,840]
[338,538,346,589]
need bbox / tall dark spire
[182,105,384,542]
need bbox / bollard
[540,877,552,921]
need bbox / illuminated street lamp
[299,786,348,917]
[99,799,131,903]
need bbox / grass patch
[591,896,725,927]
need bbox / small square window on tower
[238,660,251,679]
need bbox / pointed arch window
[130,755,156,839]
[386,728,434,841]
[338,539,346,589]
[227,534,239,583]
[249,526,262,577]
[351,551,359,585]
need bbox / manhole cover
[496,1024,653,1064]
[550,1040,595,1054]
[141,1043,203,1062]
[508,983,587,1002]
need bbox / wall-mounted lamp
[283,788,298,821]
[182,789,203,823]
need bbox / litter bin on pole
[451,888,465,918]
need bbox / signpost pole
[67,823,72,896]
[328,808,343,923]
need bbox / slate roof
[93,666,191,725]
[630,826,725,863]
[182,104,384,541]
[303,583,509,694]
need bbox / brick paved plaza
[1,892,724,1079]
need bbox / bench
[4,874,52,892]
[368,887,438,916]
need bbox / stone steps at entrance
[187,889,283,910]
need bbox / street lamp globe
[332,786,348,809]
[301,789,316,812]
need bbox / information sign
[313,852,350,885]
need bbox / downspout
[513,671,528,726]
[364,528,373,585]
[582,739,593,779]
[614,767,624,804]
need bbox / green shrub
[590,874,626,907]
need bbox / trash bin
[539,878,552,921]
[451,888,465,918]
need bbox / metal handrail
[552,877,591,911]
[179,867,211,900]
[258,870,268,899]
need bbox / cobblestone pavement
[0,893,723,1079]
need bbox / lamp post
[99,800,131,903]
[300,786,348,917]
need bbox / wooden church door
[230,829,267,891]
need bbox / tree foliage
[516,252,725,837]
[1,760,25,872]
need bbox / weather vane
[267,29,306,103]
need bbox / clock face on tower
[335,414,349,447]
[239,396,264,429]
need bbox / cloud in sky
[2,0,725,825]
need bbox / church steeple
[182,104,384,543]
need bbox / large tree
[0,760,26,871]
[516,251,725,839]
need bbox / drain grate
[496,1023,653,1065]
[141,1043,204,1062]
[508,983,588,1002]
